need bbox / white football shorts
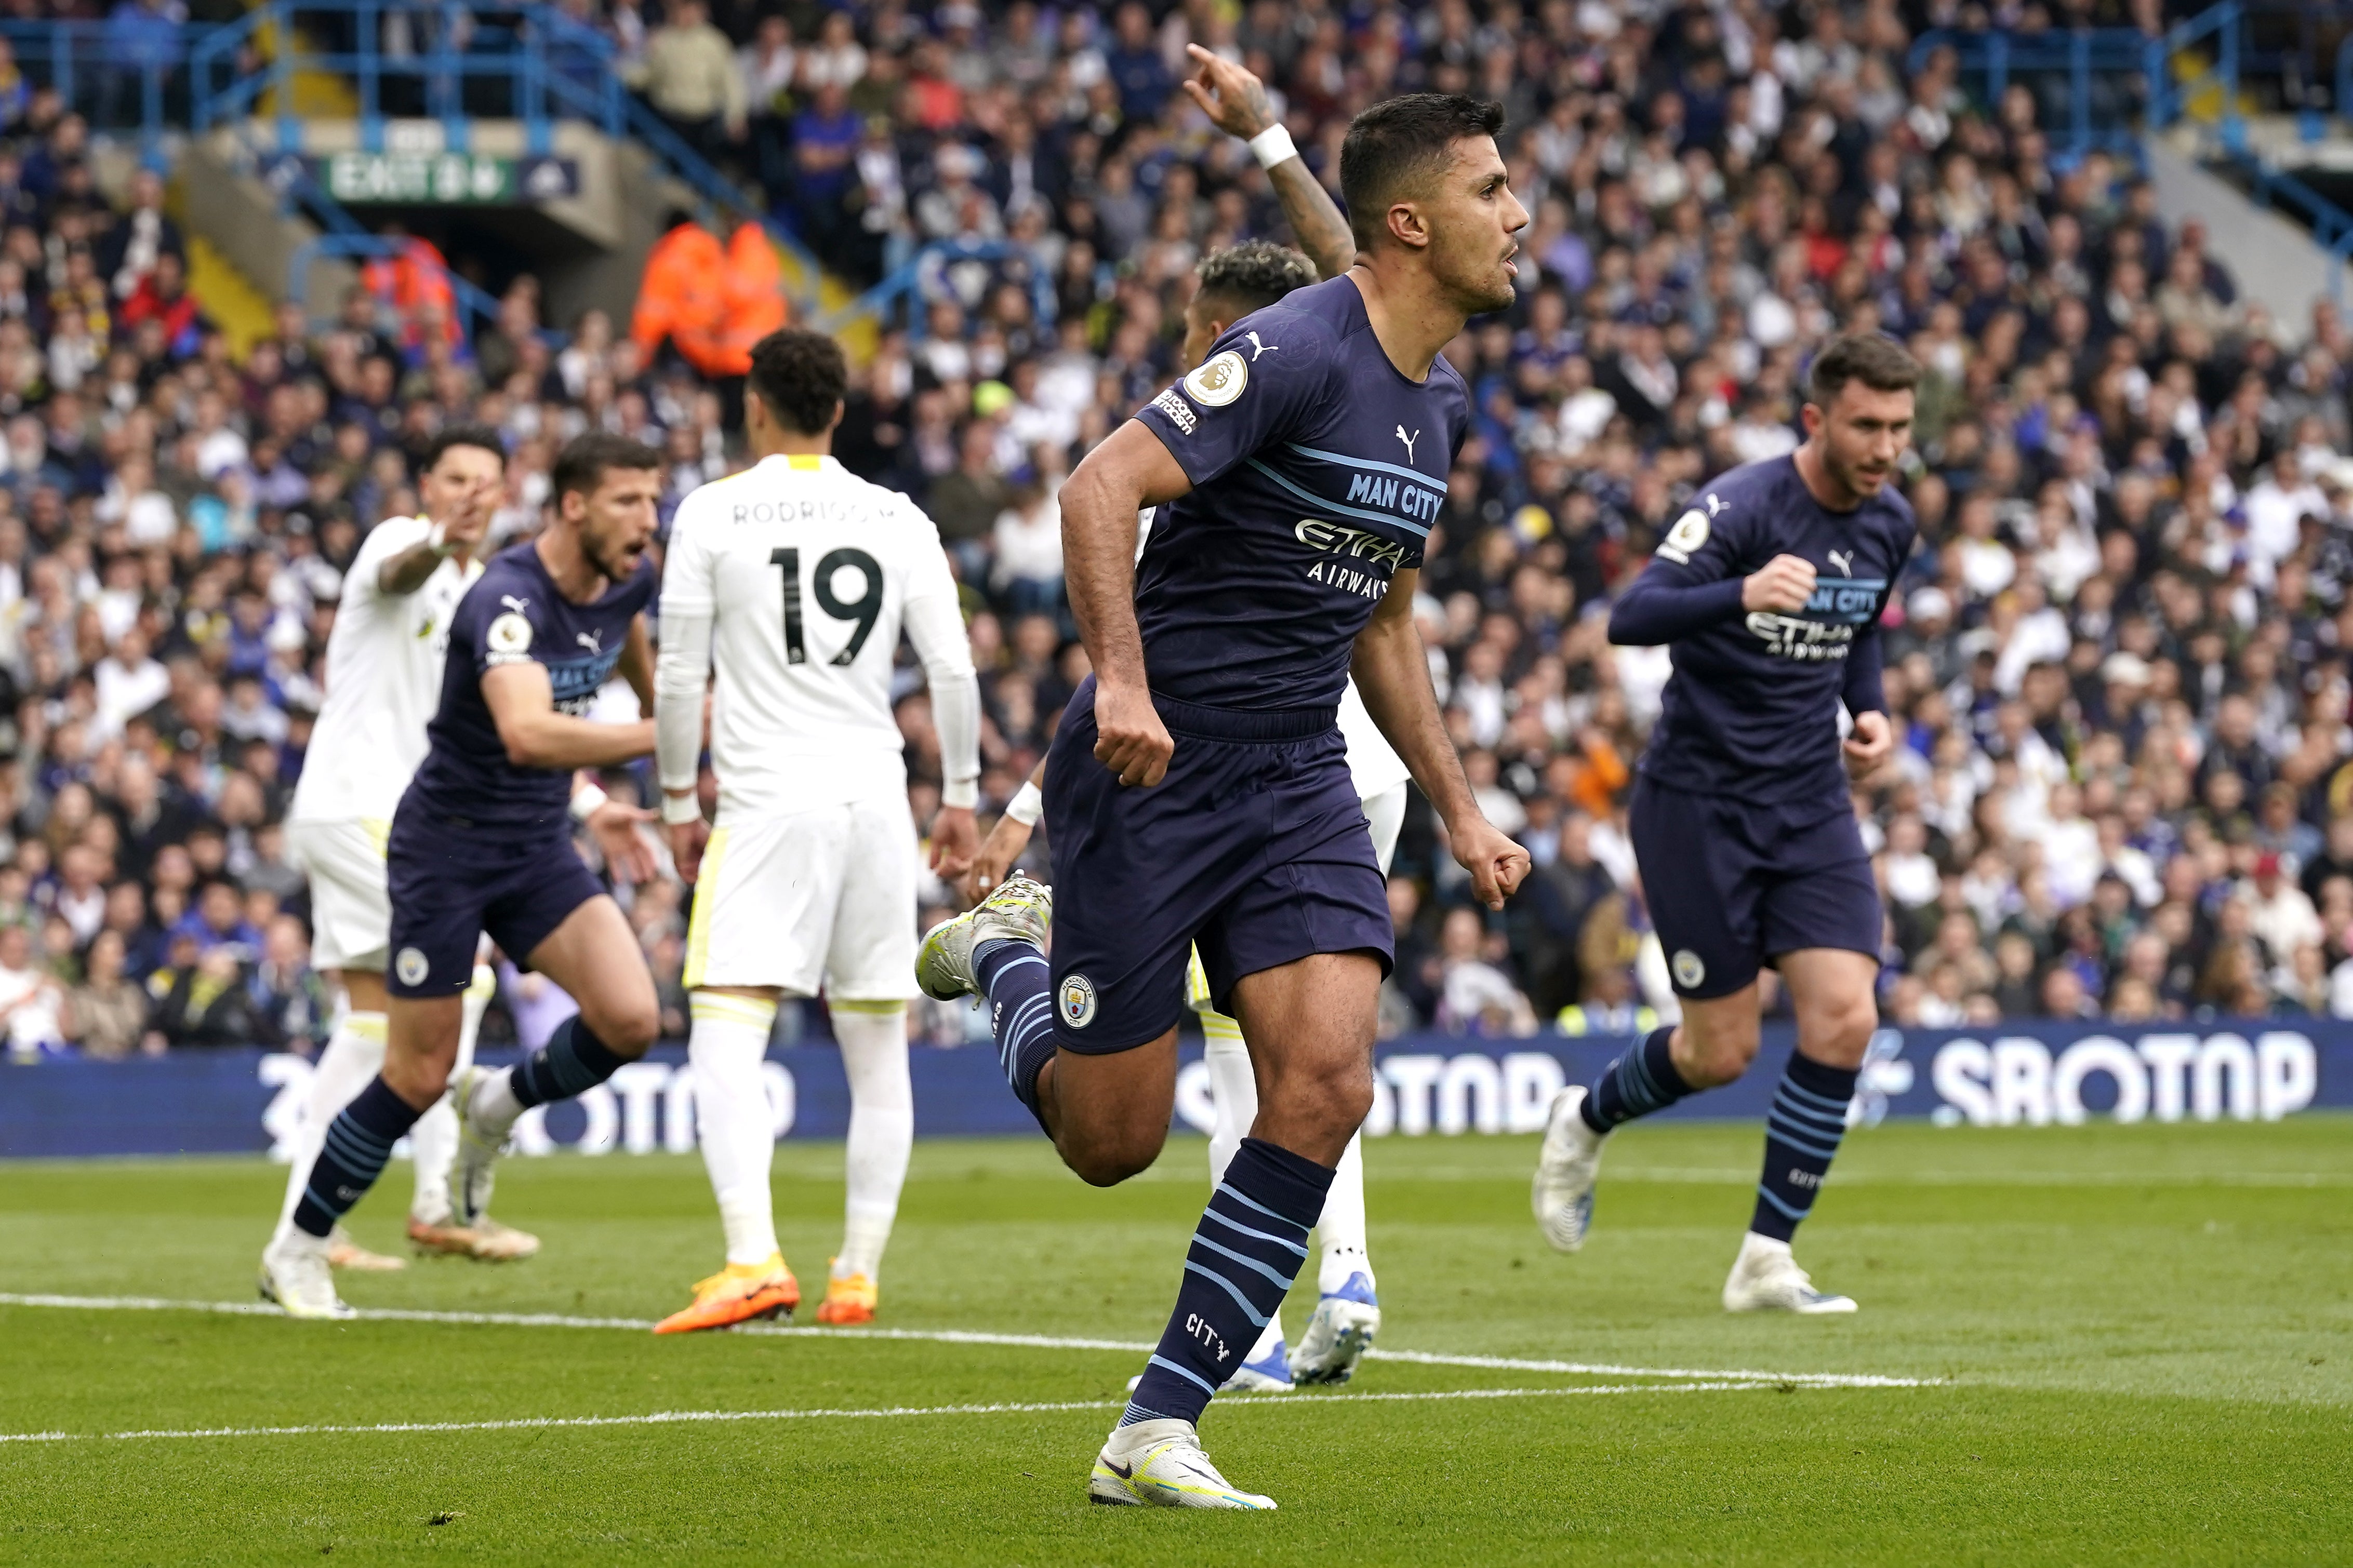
[683,796,920,1001]
[287,816,393,973]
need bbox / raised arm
[378,486,492,597]
[481,662,656,771]
[1183,45,1354,281]
[1351,567,1528,909]
[1059,420,1194,788]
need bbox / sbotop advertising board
[0,1020,2338,1160]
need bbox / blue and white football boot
[1289,1272,1379,1385]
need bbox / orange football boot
[814,1262,877,1325]
[653,1254,800,1333]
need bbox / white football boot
[1721,1232,1857,1314]
[914,874,1054,1001]
[1088,1418,1275,1509]
[1289,1271,1380,1386]
[259,1229,355,1320]
[1532,1085,1607,1252]
[447,1066,508,1228]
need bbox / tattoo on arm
[1267,156,1357,282]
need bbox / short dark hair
[1339,93,1507,251]
[747,327,848,436]
[421,422,506,474]
[551,432,662,507]
[1194,240,1317,316]
[1806,333,1921,407]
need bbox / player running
[918,94,1530,1509]
[651,328,980,1334]
[1531,333,1919,1314]
[274,427,522,1268]
[260,433,669,1319]
[963,48,1396,1394]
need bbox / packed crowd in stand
[7,0,2353,1061]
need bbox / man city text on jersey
[1636,453,1916,812]
[1131,275,1470,711]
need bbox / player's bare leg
[449,896,660,1226]
[659,982,801,1333]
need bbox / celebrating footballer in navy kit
[916,93,1532,1510]
[1533,332,1923,1317]
[260,433,672,1320]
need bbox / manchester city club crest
[1058,973,1097,1028]
[1672,949,1706,990]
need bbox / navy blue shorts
[384,796,606,999]
[1629,775,1882,1000]
[1043,676,1392,1053]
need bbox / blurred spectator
[64,928,151,1060]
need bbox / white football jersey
[661,453,961,816]
[1139,503,1409,801]
[290,515,483,822]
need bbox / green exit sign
[312,153,580,205]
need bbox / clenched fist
[1742,554,1818,614]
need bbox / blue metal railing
[815,240,1060,340]
[0,19,182,159]
[284,231,506,337]
[1907,26,2158,160]
[190,1,821,323]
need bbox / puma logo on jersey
[1827,549,1854,576]
[576,629,604,655]
[1705,492,1726,516]
[501,594,530,614]
[1395,426,1419,462]
[1245,330,1277,360]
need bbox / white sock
[1201,1008,1288,1346]
[689,992,781,1266]
[468,1066,525,1140]
[409,964,494,1225]
[1317,1133,1373,1296]
[274,1009,387,1243]
[833,1002,912,1282]
[1202,1009,1256,1185]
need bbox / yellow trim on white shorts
[681,825,731,990]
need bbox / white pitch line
[0,1293,1927,1389]
[0,1382,1782,1446]
[1358,1165,2353,1188]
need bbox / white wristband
[1004,779,1043,827]
[659,791,703,826]
[1248,123,1297,169]
[425,520,455,558]
[568,783,609,823]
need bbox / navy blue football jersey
[406,541,655,828]
[1617,454,1916,814]
[1129,276,1470,710]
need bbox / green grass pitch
[3,1118,2348,1564]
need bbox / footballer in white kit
[275,426,518,1266]
[653,328,980,1333]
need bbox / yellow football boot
[653,1253,801,1334]
[815,1262,877,1325]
